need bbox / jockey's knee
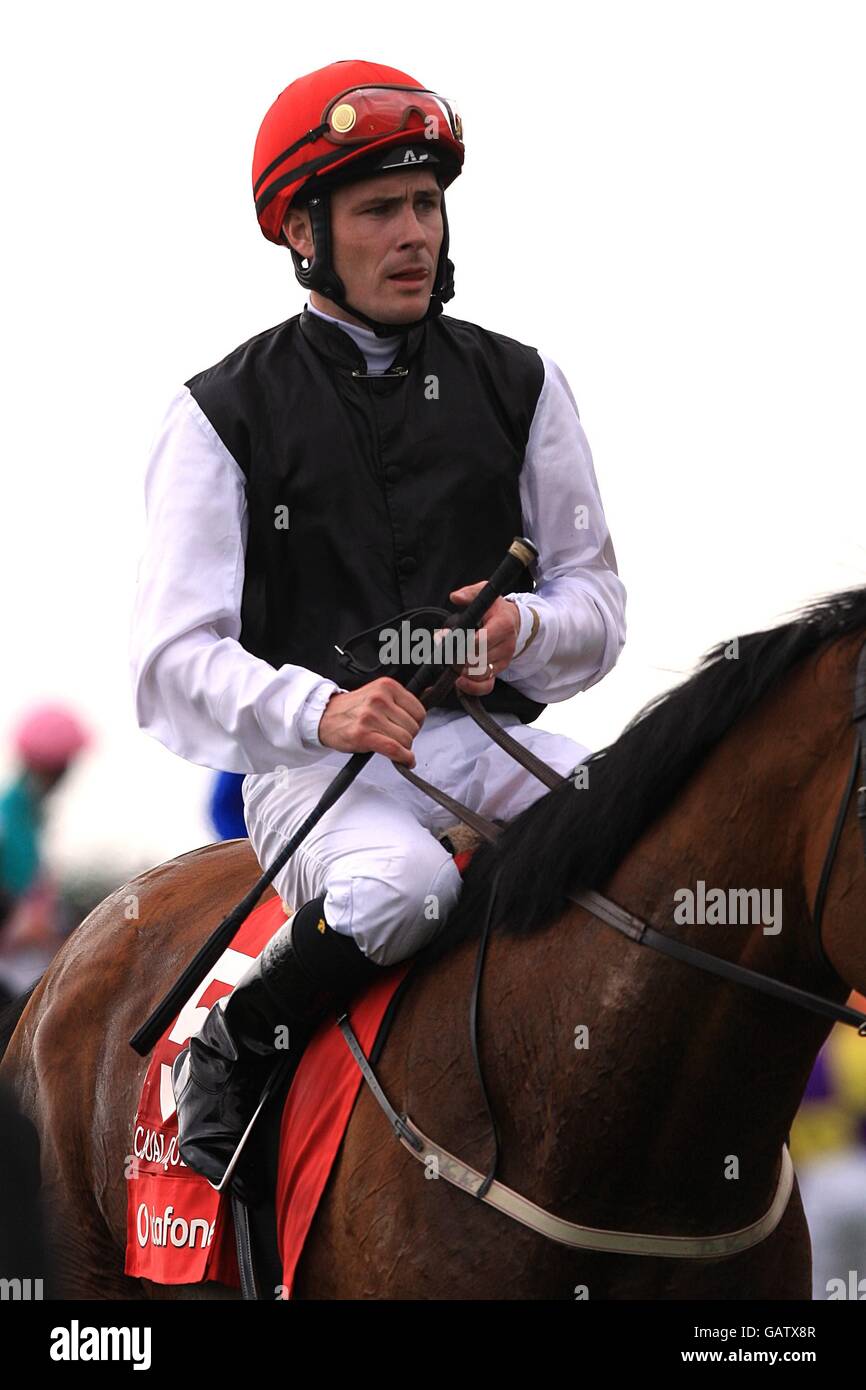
[325,848,463,968]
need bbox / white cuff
[503,594,545,676]
[298,680,344,751]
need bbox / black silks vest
[184,306,546,722]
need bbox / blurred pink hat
[12,702,93,771]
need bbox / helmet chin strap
[312,286,431,339]
[287,186,455,339]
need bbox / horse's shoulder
[45,841,265,984]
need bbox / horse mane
[415,582,866,967]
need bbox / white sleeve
[500,352,627,703]
[128,387,345,773]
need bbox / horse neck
[480,637,859,1228]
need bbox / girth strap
[337,1012,796,1258]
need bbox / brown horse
[2,585,865,1299]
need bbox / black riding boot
[171,894,385,1198]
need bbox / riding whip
[130,536,538,1055]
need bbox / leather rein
[336,635,866,1258]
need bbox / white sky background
[1,1,863,880]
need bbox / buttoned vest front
[185,306,547,721]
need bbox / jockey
[129,58,627,1194]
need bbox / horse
[1,584,865,1299]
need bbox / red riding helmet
[252,59,465,335]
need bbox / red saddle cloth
[274,960,409,1297]
[125,850,475,1291]
[124,889,434,1291]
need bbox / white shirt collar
[306,298,402,374]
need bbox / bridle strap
[571,636,866,1032]
[812,741,862,966]
[570,887,866,1032]
[854,641,866,857]
[812,638,866,974]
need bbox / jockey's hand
[447,582,522,695]
[317,678,426,768]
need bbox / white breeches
[242,709,588,967]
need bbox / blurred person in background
[0,703,92,1004]
[791,996,866,1299]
